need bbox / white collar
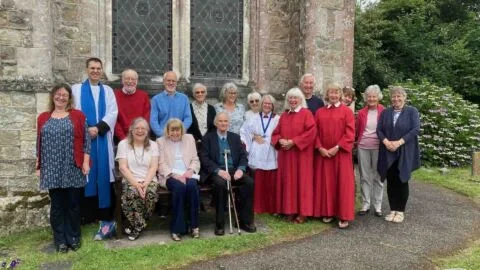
[288,106,302,113]
[327,102,341,109]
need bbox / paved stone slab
[185,181,480,269]
[105,209,268,249]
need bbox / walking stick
[224,149,241,235]
[224,149,233,234]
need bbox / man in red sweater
[114,69,151,143]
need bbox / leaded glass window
[112,0,172,74]
[190,0,244,79]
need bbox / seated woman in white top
[116,117,159,241]
[157,118,201,241]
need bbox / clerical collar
[327,102,341,109]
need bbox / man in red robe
[114,69,151,143]
[313,83,355,229]
[271,88,316,223]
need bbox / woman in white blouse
[240,95,280,214]
[157,118,201,241]
[116,117,159,241]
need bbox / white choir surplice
[240,112,279,170]
[72,83,118,183]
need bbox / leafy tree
[354,0,480,103]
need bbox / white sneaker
[392,212,404,223]
[385,211,397,222]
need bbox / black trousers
[49,188,82,246]
[211,172,254,227]
[80,183,115,224]
[386,162,409,212]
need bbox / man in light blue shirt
[150,71,192,137]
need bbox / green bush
[381,81,480,167]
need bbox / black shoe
[357,209,370,216]
[56,244,68,253]
[69,242,81,252]
[239,223,257,233]
[214,227,225,236]
[374,211,383,217]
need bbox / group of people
[36,57,420,253]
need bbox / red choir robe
[313,103,355,221]
[271,108,316,216]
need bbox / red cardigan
[355,104,384,144]
[37,109,87,169]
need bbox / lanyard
[260,112,273,138]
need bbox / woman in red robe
[313,83,355,229]
[271,87,317,223]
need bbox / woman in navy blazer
[377,86,420,223]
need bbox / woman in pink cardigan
[157,118,201,241]
[356,85,385,217]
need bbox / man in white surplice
[72,57,118,240]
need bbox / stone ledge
[0,78,51,92]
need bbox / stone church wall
[0,0,354,235]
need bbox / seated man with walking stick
[200,112,256,236]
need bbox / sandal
[322,217,333,223]
[338,220,349,229]
[385,211,397,222]
[392,212,404,223]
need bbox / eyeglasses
[249,99,260,104]
[55,94,69,98]
[195,91,206,94]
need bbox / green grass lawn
[413,167,480,270]
[0,214,329,269]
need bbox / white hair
[300,73,315,85]
[284,87,308,110]
[247,91,261,101]
[193,83,207,93]
[363,84,383,101]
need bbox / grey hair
[162,70,179,81]
[247,91,261,101]
[323,82,343,103]
[219,82,238,102]
[127,117,151,150]
[390,86,407,98]
[260,94,276,111]
[121,69,138,79]
[214,111,230,125]
[363,84,383,101]
[193,83,207,93]
[284,87,308,110]
[300,73,315,85]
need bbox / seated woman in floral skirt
[116,117,159,241]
